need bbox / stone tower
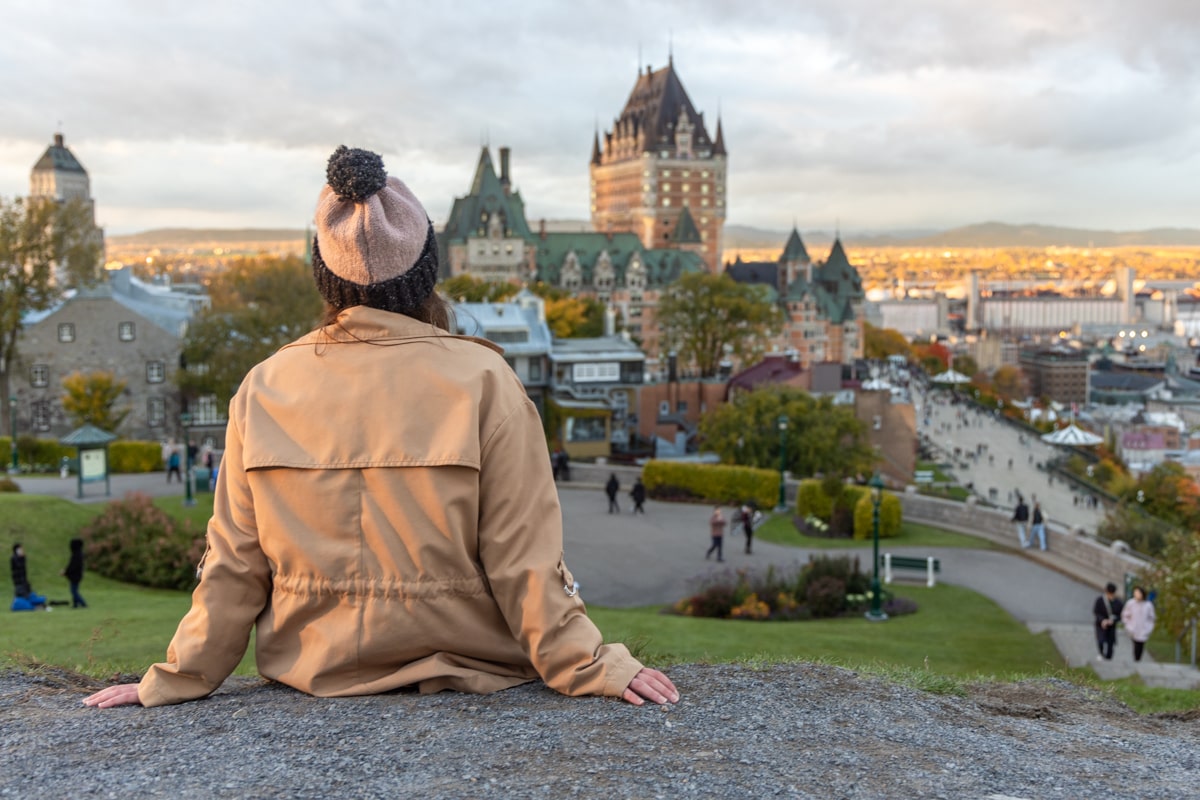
[589,56,726,272]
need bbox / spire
[781,225,810,265]
[469,146,496,195]
[712,116,726,156]
[591,128,602,166]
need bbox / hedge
[642,460,779,509]
[853,491,903,540]
[1,436,163,473]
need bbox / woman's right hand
[83,683,143,708]
[622,668,679,706]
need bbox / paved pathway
[10,471,1198,688]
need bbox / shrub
[796,480,832,520]
[730,592,771,620]
[796,554,869,597]
[853,491,903,540]
[81,493,205,590]
[805,575,846,618]
[642,460,778,509]
[108,441,164,473]
[0,476,20,493]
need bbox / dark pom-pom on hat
[326,145,388,202]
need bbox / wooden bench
[883,554,941,587]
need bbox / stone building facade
[589,57,727,271]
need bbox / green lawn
[755,515,997,550]
[2,492,1195,713]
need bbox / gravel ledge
[2,664,1197,799]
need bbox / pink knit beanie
[311,146,438,313]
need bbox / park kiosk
[60,423,117,499]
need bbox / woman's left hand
[83,683,143,708]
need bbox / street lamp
[8,396,17,474]
[776,414,789,511]
[180,410,195,507]
[865,472,889,622]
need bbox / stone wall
[898,490,1150,587]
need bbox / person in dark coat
[740,502,756,554]
[630,478,646,514]
[1093,582,1124,660]
[605,474,620,513]
[167,448,182,483]
[62,538,87,608]
[1011,498,1030,548]
[11,544,31,598]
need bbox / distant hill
[107,228,306,247]
[901,222,1200,248]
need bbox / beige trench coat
[138,306,642,706]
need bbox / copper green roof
[534,231,704,287]
[781,226,810,264]
[440,147,534,244]
[783,238,864,324]
[60,423,118,446]
[672,206,701,244]
[33,133,86,174]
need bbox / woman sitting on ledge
[85,147,676,710]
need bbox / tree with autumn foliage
[438,274,518,303]
[863,323,911,360]
[60,370,130,432]
[910,341,950,373]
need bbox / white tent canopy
[1041,423,1103,446]
[931,369,971,385]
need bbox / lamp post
[865,472,889,622]
[180,410,195,507]
[8,396,16,474]
[776,414,789,512]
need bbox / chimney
[54,133,64,147]
[539,218,547,240]
[499,147,511,193]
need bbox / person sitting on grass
[84,146,676,711]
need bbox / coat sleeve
[476,398,644,698]
[138,401,272,707]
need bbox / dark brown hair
[321,292,454,332]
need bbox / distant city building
[453,289,552,414]
[29,132,105,284]
[725,228,866,368]
[590,56,726,271]
[1018,346,1089,405]
[438,147,536,282]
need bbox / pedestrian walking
[1093,582,1123,661]
[1012,497,1030,548]
[62,538,87,608]
[740,502,755,555]
[629,478,646,514]
[83,145,676,711]
[1121,586,1156,662]
[1030,501,1047,551]
[605,474,620,513]
[166,447,182,483]
[705,507,726,562]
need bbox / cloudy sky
[1,0,1197,236]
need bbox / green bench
[883,554,941,587]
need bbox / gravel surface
[3,665,1197,799]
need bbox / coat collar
[288,305,504,355]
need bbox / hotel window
[701,198,709,207]
[58,323,75,343]
[682,184,690,192]
[662,183,671,192]
[662,198,671,207]
[30,364,49,388]
[32,400,51,432]
[118,321,136,341]
[701,185,709,194]
[146,360,165,383]
[147,396,166,427]
[529,359,542,382]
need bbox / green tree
[0,196,103,433]
[178,255,323,414]
[699,386,876,479]
[863,323,912,360]
[657,273,783,378]
[952,354,979,378]
[1141,531,1200,643]
[60,370,130,432]
[438,274,518,303]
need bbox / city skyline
[1,1,1197,236]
